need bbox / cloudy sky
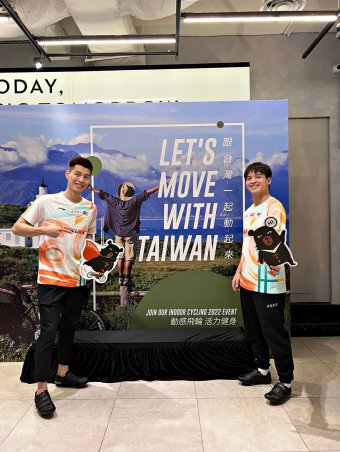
[0,100,288,175]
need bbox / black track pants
[35,284,87,382]
[240,287,294,383]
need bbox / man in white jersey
[12,157,97,417]
[232,162,294,405]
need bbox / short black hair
[68,157,93,173]
[244,162,272,179]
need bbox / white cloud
[36,132,105,148]
[248,152,265,164]
[248,151,288,168]
[38,135,63,148]
[268,151,288,168]
[1,135,48,171]
[97,152,153,177]
[0,148,21,171]
[0,132,107,172]
[68,133,105,146]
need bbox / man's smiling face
[245,170,271,197]
[65,164,91,194]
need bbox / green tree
[0,204,26,228]
[0,245,38,286]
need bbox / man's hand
[232,272,241,291]
[268,265,281,277]
[88,185,100,194]
[12,217,71,239]
[42,224,71,238]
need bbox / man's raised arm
[146,184,159,195]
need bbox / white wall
[0,229,35,247]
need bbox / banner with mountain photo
[0,100,288,337]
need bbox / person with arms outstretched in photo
[232,162,294,405]
[12,157,97,417]
[89,181,159,287]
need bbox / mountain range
[0,143,289,219]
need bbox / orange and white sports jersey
[22,192,97,287]
[240,196,286,294]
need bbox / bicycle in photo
[0,283,106,350]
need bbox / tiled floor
[0,336,339,451]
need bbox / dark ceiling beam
[0,40,32,44]
[302,20,338,59]
[0,0,51,61]
[175,0,181,57]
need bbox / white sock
[258,368,270,376]
[282,382,291,388]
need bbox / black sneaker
[35,390,56,416]
[265,382,291,404]
[238,369,271,385]
[55,371,88,388]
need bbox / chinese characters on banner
[222,137,236,262]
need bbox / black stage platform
[20,328,254,383]
[291,303,340,336]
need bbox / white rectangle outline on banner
[89,122,245,308]
[90,122,246,212]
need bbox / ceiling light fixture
[37,35,176,46]
[0,14,11,22]
[181,11,338,24]
[34,56,43,69]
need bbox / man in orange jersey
[232,162,294,405]
[12,157,97,417]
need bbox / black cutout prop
[248,217,297,267]
[80,239,124,283]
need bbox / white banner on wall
[0,64,250,105]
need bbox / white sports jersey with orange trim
[23,192,97,287]
[240,196,286,294]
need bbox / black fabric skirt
[20,328,254,383]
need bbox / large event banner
[0,101,288,334]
